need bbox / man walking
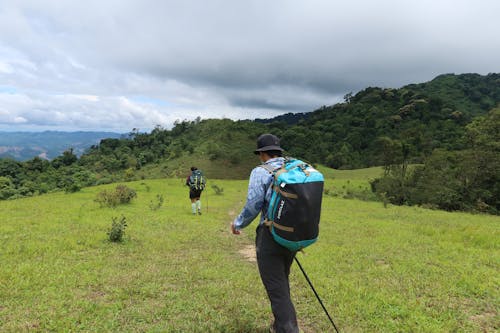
[231,134,299,333]
[186,166,205,215]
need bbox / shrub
[64,182,82,193]
[0,177,16,200]
[95,177,114,185]
[211,184,224,195]
[370,176,408,205]
[95,190,115,207]
[140,182,151,192]
[149,194,164,211]
[124,168,135,181]
[95,185,137,207]
[114,185,137,203]
[107,215,127,242]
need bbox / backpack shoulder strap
[259,163,277,174]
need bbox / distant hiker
[231,134,299,333]
[186,166,206,215]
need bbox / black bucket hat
[254,134,284,154]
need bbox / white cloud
[0,0,499,131]
[64,94,99,102]
[0,61,13,74]
[13,116,28,123]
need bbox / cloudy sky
[0,0,499,132]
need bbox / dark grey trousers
[256,225,299,333]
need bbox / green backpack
[189,170,206,191]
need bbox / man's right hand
[231,223,241,235]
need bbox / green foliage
[94,190,115,207]
[51,148,78,168]
[63,181,82,193]
[124,167,135,180]
[211,184,224,195]
[372,107,500,214]
[107,215,127,242]
[272,73,499,168]
[140,182,151,192]
[114,185,137,204]
[95,184,137,207]
[148,194,164,211]
[371,175,410,205]
[0,176,16,200]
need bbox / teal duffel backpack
[262,158,324,251]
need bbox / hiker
[186,166,206,215]
[231,134,299,333]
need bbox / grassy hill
[1,171,498,332]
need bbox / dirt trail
[227,208,257,262]
[238,244,256,262]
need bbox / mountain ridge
[0,130,123,161]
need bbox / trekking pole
[294,256,340,333]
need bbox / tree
[343,92,353,104]
[52,149,78,168]
[377,107,500,213]
[0,159,22,179]
[0,176,16,199]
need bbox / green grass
[318,165,384,181]
[135,154,256,180]
[0,178,498,332]
[318,165,384,202]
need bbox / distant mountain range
[0,131,123,160]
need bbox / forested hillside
[1,73,498,213]
[267,73,500,168]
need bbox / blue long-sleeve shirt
[233,157,285,230]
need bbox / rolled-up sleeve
[233,167,271,230]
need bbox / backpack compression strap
[264,219,294,232]
[272,185,298,199]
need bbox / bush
[95,190,115,207]
[124,168,135,181]
[0,187,16,200]
[107,215,127,242]
[370,176,409,205]
[211,184,224,195]
[95,177,114,185]
[114,185,137,203]
[64,182,82,193]
[140,182,151,192]
[95,185,137,207]
[149,194,164,211]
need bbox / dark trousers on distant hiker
[256,224,299,333]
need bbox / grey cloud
[0,0,499,131]
[228,97,307,112]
